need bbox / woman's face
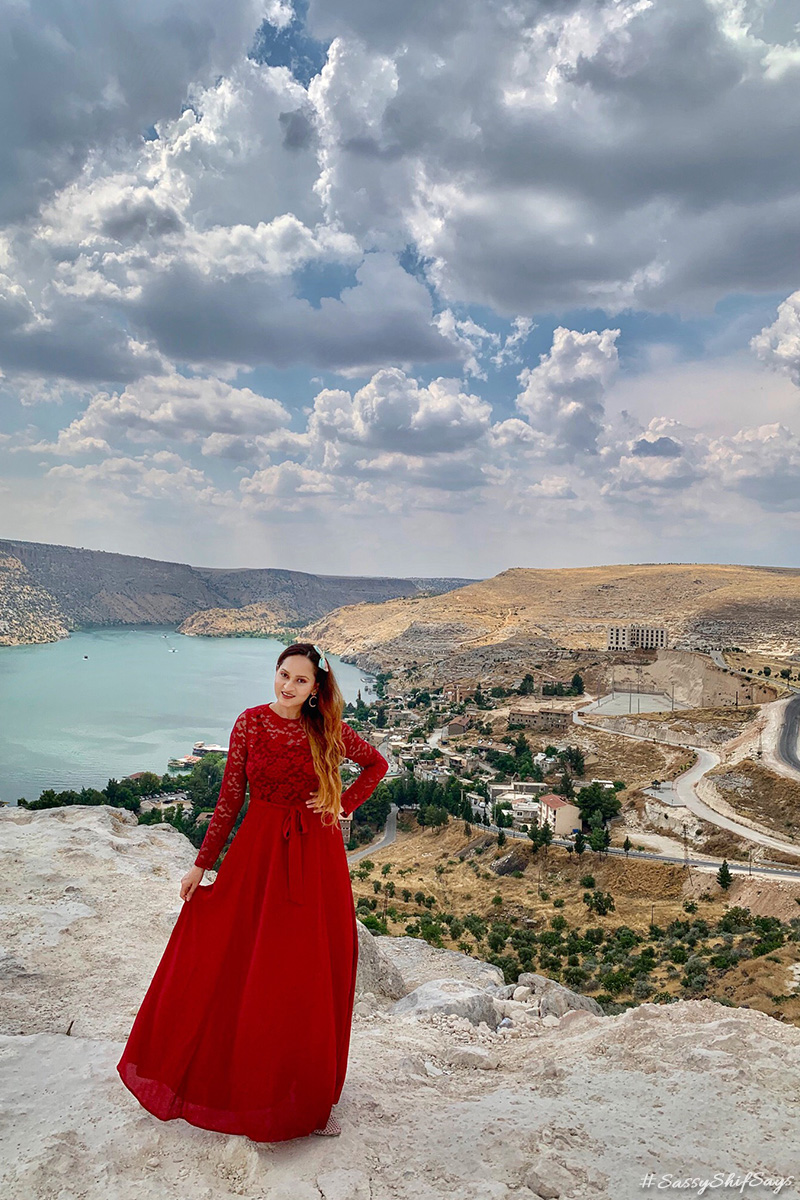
[274,655,317,713]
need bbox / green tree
[577,781,621,825]
[514,733,529,758]
[556,769,575,799]
[186,754,227,808]
[717,859,733,890]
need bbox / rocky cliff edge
[1,805,798,1200]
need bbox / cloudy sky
[3,0,800,577]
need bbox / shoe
[312,1111,341,1136]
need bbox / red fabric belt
[280,805,311,905]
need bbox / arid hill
[300,562,800,684]
[0,537,477,646]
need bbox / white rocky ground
[1,805,799,1200]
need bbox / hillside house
[443,683,477,703]
[488,780,548,802]
[538,793,582,836]
[510,798,541,825]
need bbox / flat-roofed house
[508,708,572,732]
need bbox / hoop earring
[308,693,318,707]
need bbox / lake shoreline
[0,628,377,806]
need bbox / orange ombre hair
[276,642,348,826]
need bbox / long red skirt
[116,799,358,1142]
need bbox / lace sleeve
[194,710,249,869]
[339,721,389,817]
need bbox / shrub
[360,914,388,935]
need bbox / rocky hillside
[1,804,798,1199]
[0,552,70,646]
[0,537,477,646]
[301,562,800,685]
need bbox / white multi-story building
[510,799,541,827]
[538,793,582,836]
[607,623,669,651]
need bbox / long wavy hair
[277,642,347,826]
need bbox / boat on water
[192,741,228,757]
[169,754,203,769]
[168,740,228,772]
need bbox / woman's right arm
[192,710,250,871]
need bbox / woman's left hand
[306,789,322,811]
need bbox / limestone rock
[444,1045,501,1070]
[392,978,503,1028]
[355,921,407,1001]
[517,971,605,1017]
[375,934,505,992]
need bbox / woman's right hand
[181,865,205,902]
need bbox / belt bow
[281,806,310,905]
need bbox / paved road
[487,822,800,880]
[347,798,800,880]
[573,703,800,861]
[347,802,399,862]
[708,650,800,776]
[778,692,800,773]
[344,710,800,878]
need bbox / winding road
[573,700,800,863]
[778,693,800,773]
[343,706,800,881]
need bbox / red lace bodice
[193,705,390,870]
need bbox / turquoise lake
[0,628,378,804]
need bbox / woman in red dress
[116,642,389,1142]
